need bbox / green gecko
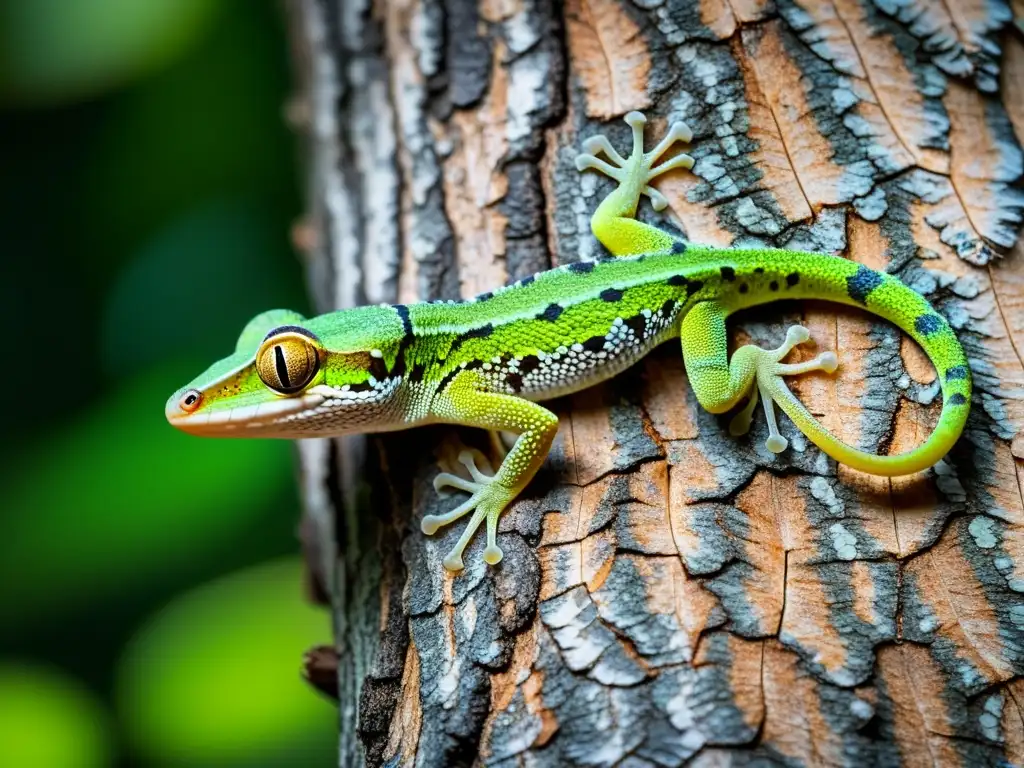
[166,111,972,572]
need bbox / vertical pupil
[274,345,293,389]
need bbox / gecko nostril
[180,389,203,413]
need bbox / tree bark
[286,0,1024,765]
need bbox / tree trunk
[286,0,1024,765]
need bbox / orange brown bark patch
[385,641,423,763]
[732,472,790,634]
[945,80,1016,256]
[761,640,843,763]
[727,636,766,731]
[733,36,813,225]
[444,41,511,297]
[908,530,1016,685]
[565,0,652,120]
[725,0,773,23]
[699,0,738,39]
[876,644,963,766]
[741,21,858,208]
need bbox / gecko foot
[728,325,838,454]
[422,449,515,571]
[574,111,694,211]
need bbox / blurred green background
[0,1,337,765]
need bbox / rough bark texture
[285,0,1024,765]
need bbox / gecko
[166,111,971,572]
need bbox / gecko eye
[255,329,321,395]
[179,389,203,413]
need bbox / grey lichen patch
[666,42,798,238]
[487,626,760,765]
[775,14,911,200]
[814,682,903,766]
[679,503,747,576]
[444,0,492,108]
[632,0,736,46]
[591,556,698,667]
[780,561,899,687]
[502,161,556,280]
[540,586,649,685]
[954,516,1024,676]
[777,206,849,253]
[410,612,493,766]
[900,571,941,641]
[704,561,774,638]
[502,4,566,161]
[859,0,951,154]
[802,476,888,563]
[606,370,667,472]
[873,0,1012,93]
[968,98,1024,250]
[969,515,999,549]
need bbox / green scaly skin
[167,111,972,572]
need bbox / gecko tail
[767,373,968,476]
[772,257,972,477]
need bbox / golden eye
[179,389,203,413]
[255,329,321,395]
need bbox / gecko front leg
[422,373,559,571]
[575,110,695,256]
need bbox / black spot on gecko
[661,299,676,317]
[739,283,749,294]
[754,267,765,274]
[393,304,413,336]
[449,322,494,353]
[389,349,407,378]
[769,280,779,291]
[409,362,426,382]
[915,314,944,336]
[948,393,967,405]
[720,266,736,281]
[569,261,595,274]
[583,335,606,352]
[786,272,800,287]
[539,303,563,322]
[686,280,704,298]
[600,288,624,302]
[506,372,524,393]
[945,365,968,381]
[519,275,536,286]
[518,355,540,374]
[368,354,389,381]
[846,264,883,305]
[475,291,493,302]
[667,275,687,287]
[625,315,646,338]
[672,241,687,254]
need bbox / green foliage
[0,365,295,625]
[117,558,336,767]
[101,199,306,374]
[0,663,113,768]
[0,0,222,105]
[0,0,330,764]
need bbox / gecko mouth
[166,393,326,436]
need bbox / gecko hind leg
[575,111,695,212]
[749,326,839,453]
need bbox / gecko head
[166,305,410,438]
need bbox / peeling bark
[285,0,1024,765]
